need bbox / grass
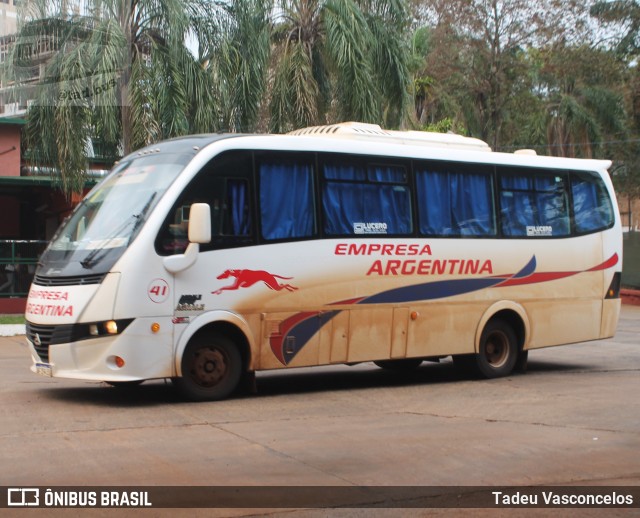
[0,314,24,325]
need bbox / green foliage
[6,0,224,197]
[591,0,640,58]
[5,0,412,197]
[269,0,411,132]
[213,0,272,132]
[5,0,639,204]
[422,118,464,134]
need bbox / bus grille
[33,274,106,287]
[26,322,75,363]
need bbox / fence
[623,232,640,289]
[0,240,48,297]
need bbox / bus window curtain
[228,179,250,235]
[259,163,314,240]
[368,165,406,183]
[416,170,494,236]
[323,165,411,235]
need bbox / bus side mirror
[163,203,211,274]
[188,203,211,244]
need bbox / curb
[621,288,640,307]
[0,324,25,337]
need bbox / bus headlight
[86,319,133,338]
[104,320,119,334]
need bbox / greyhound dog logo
[213,269,298,295]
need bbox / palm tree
[269,0,411,132]
[6,0,223,195]
[531,46,627,158]
[208,0,272,133]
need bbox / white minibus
[25,123,622,400]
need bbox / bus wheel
[374,359,423,370]
[474,319,518,379]
[174,334,241,401]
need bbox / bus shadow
[526,359,591,372]
[40,380,183,407]
[253,357,587,398]
[254,361,464,398]
[39,357,587,407]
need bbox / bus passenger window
[499,173,569,237]
[322,163,412,235]
[416,169,495,236]
[571,173,614,233]
[259,162,315,240]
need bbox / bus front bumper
[26,317,174,382]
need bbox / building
[0,116,102,312]
[0,0,17,39]
[0,3,113,312]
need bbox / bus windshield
[38,154,187,277]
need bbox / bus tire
[374,359,423,370]
[173,334,242,402]
[473,319,518,379]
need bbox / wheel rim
[190,346,228,388]
[484,330,509,369]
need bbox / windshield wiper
[79,217,135,269]
[80,193,157,269]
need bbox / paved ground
[0,305,639,516]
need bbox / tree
[5,0,223,195]
[532,45,627,158]
[411,25,470,132]
[590,1,640,217]
[208,0,272,133]
[410,0,593,148]
[269,0,411,132]
[591,0,640,58]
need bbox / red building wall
[0,123,21,177]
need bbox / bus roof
[130,124,612,172]
[288,122,492,152]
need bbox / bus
[24,122,622,401]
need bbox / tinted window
[322,161,412,235]
[259,159,315,240]
[499,170,570,237]
[416,165,496,236]
[155,151,254,254]
[571,172,614,233]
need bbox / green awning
[0,117,26,126]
